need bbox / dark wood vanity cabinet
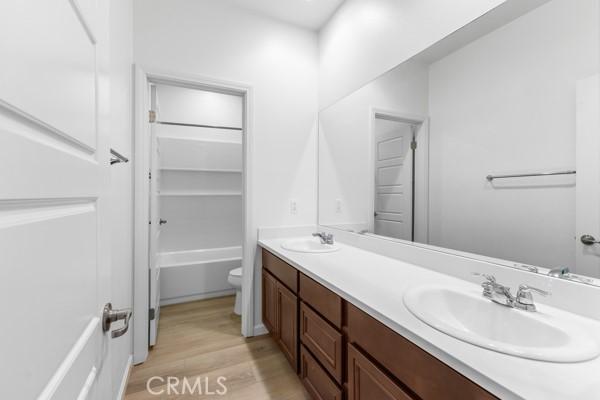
[262,249,299,371]
[261,248,497,400]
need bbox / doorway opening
[148,83,244,345]
[133,69,255,364]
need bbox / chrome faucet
[474,273,550,312]
[313,232,334,245]
[548,266,570,278]
[514,285,550,312]
[547,266,593,284]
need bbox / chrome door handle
[581,234,600,245]
[159,219,167,225]
[102,303,132,339]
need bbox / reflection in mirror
[318,0,600,284]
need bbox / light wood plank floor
[125,296,310,399]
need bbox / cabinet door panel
[277,281,298,370]
[348,344,414,400]
[262,270,278,336]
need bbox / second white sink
[403,285,599,363]
[281,237,340,253]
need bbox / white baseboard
[117,355,133,400]
[160,288,236,306]
[253,323,268,336]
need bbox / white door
[575,74,600,278]
[373,117,414,241]
[149,85,162,346]
[0,1,125,399]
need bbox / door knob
[102,303,132,339]
[159,219,167,225]
[581,234,600,245]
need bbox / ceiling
[225,0,345,31]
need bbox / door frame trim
[368,107,430,244]
[132,66,255,363]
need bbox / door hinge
[149,171,152,179]
[149,308,155,321]
[149,110,157,123]
[411,139,417,150]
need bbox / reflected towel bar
[110,149,129,165]
[486,170,576,182]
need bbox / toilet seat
[228,267,243,287]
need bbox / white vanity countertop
[258,237,600,400]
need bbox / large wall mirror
[318,0,600,285]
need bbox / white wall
[109,0,134,397]
[155,84,243,128]
[133,0,319,330]
[428,0,599,269]
[318,0,505,108]
[319,60,429,228]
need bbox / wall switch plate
[290,199,298,215]
[335,199,342,213]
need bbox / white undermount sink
[281,237,340,253]
[403,285,600,363]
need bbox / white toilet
[228,267,243,315]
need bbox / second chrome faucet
[474,273,550,312]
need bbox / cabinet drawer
[262,249,298,293]
[300,345,342,400]
[348,343,414,400]
[299,274,342,328]
[347,304,497,400]
[300,302,343,383]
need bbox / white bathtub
[158,246,242,305]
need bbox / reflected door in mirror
[373,116,415,241]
